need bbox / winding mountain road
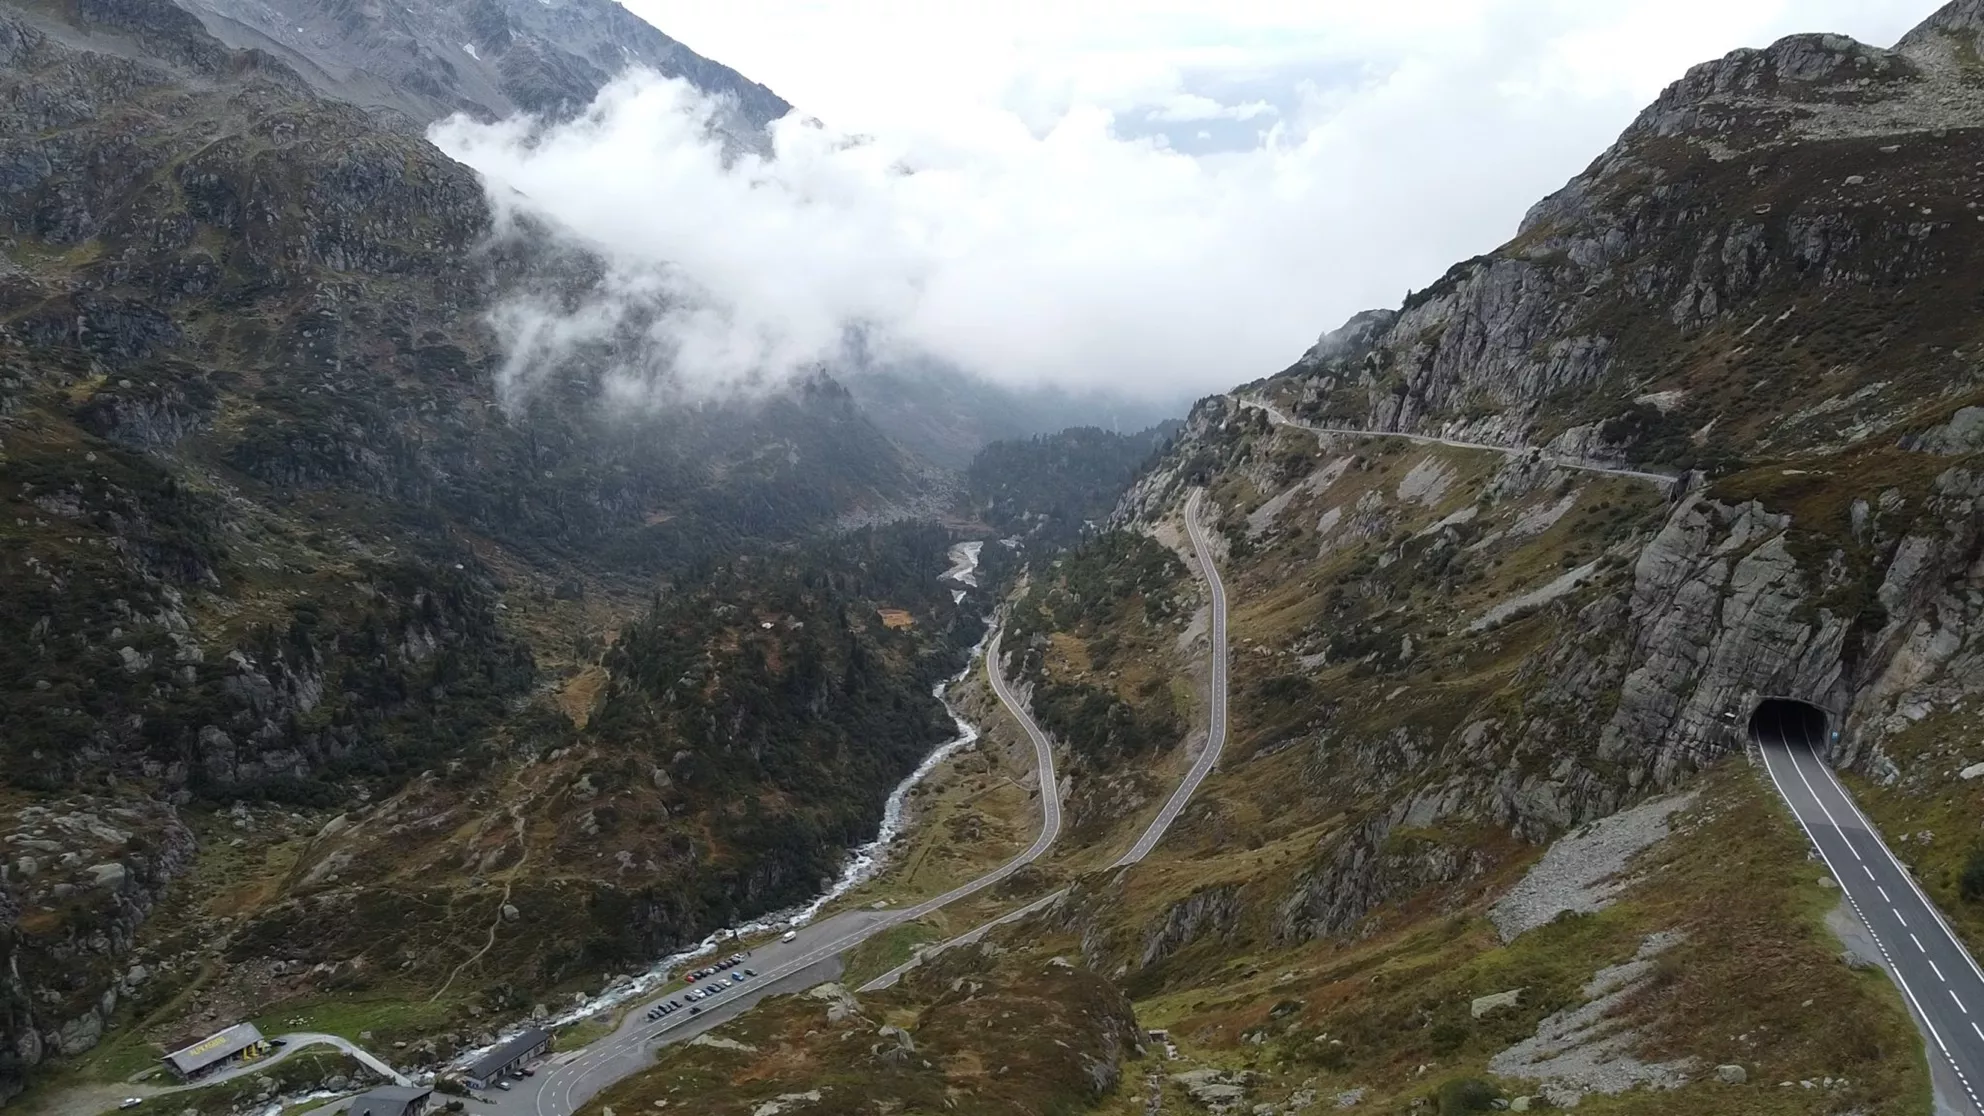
[1238,397,1680,489]
[1758,718,1984,1113]
[861,487,1231,989]
[478,488,1232,1115]
[515,630,1060,1116]
[1115,489,1228,867]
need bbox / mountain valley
[7,2,1984,1115]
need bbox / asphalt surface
[862,487,1232,989]
[502,629,1062,1116]
[1239,397,1680,489]
[858,627,1070,990]
[1114,488,1228,867]
[1758,718,1984,1113]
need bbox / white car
[119,1100,143,1110]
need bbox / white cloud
[433,0,1932,402]
[1144,93,1277,122]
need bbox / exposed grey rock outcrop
[1490,793,1697,942]
[174,0,790,138]
[1279,7,1984,466]
[0,797,196,1099]
[1137,883,1243,970]
[1298,309,1397,366]
[1489,932,1694,1101]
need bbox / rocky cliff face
[0,0,937,1097]
[1,796,195,1095]
[1105,381,1984,967]
[1063,2,1984,978]
[1281,4,1984,474]
[176,0,789,134]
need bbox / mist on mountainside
[843,362,1189,468]
[14,1,1984,1114]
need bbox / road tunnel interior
[1749,698,1828,747]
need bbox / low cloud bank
[430,0,1921,407]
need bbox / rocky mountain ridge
[175,0,789,134]
[934,4,1984,1109]
[432,5,1984,1111]
[1282,1,1984,473]
[0,0,962,1100]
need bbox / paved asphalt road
[1759,720,1984,1113]
[1239,397,1680,489]
[857,625,1071,990]
[1114,488,1228,867]
[862,487,1232,990]
[507,629,1062,1116]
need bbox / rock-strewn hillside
[948,4,1984,1111]
[0,0,954,1099]
[585,944,1143,1116]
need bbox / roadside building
[162,1022,271,1081]
[348,1085,434,1116]
[462,1028,550,1089]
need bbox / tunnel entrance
[1749,697,1829,748]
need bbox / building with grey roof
[162,1022,269,1079]
[462,1027,549,1089]
[347,1085,433,1116]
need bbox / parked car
[744,969,756,977]
[520,1067,536,1077]
[781,930,798,943]
[732,973,745,983]
[495,1081,512,1092]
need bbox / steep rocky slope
[885,3,1984,1111]
[177,0,788,132]
[1233,0,1984,807]
[0,0,958,1100]
[1276,2,1984,473]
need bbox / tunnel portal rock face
[1749,698,1829,748]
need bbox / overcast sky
[437,0,1932,402]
